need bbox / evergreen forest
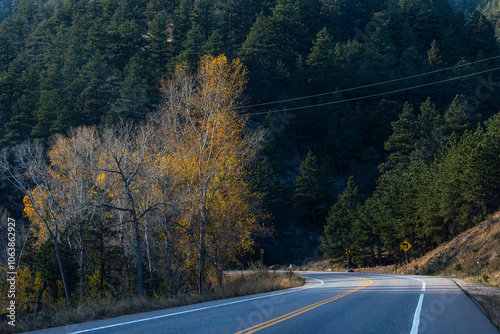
[1,0,500,310]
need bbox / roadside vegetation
[0,263,304,333]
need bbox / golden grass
[477,294,500,330]
[0,271,304,333]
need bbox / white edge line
[408,277,426,334]
[68,277,324,333]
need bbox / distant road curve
[25,272,498,334]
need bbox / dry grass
[477,294,500,329]
[404,214,500,286]
[212,271,305,300]
[0,270,304,333]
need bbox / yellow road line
[234,276,373,334]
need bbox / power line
[243,66,500,116]
[238,55,500,110]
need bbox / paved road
[26,272,498,334]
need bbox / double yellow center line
[235,276,373,334]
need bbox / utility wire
[243,66,500,116]
[238,55,500,110]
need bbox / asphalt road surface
[25,272,499,334]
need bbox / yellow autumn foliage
[23,186,54,246]
[0,266,44,314]
[160,54,266,289]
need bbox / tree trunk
[120,215,129,284]
[79,222,85,302]
[134,219,144,296]
[217,269,223,286]
[80,240,85,302]
[36,280,47,313]
[199,204,206,295]
[164,229,170,269]
[377,239,382,266]
[54,238,72,308]
[100,229,105,295]
[144,221,153,287]
[371,241,375,267]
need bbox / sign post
[477,262,480,282]
[400,240,412,274]
[346,249,350,272]
[260,249,264,265]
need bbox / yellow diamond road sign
[400,240,412,252]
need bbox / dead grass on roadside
[476,294,500,330]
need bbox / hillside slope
[409,212,500,283]
[310,212,500,282]
[348,212,500,283]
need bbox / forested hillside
[1,0,500,312]
[449,0,498,15]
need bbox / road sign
[400,240,412,252]
[260,249,264,254]
[346,249,350,255]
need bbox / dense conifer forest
[1,0,500,309]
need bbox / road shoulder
[453,278,500,330]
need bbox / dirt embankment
[407,214,500,284]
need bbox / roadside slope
[409,212,500,284]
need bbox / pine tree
[75,53,116,126]
[468,11,498,57]
[241,0,308,101]
[306,27,336,91]
[443,94,479,137]
[172,0,193,53]
[415,98,443,162]
[147,11,171,76]
[427,39,444,68]
[293,151,327,227]
[250,159,287,214]
[3,94,36,144]
[325,103,363,176]
[108,54,151,122]
[320,176,359,259]
[380,102,418,172]
[178,23,205,64]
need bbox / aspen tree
[160,55,263,294]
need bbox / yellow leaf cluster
[23,186,54,246]
[0,266,44,314]
[159,54,267,286]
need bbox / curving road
[25,272,498,334]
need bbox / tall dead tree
[98,123,174,296]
